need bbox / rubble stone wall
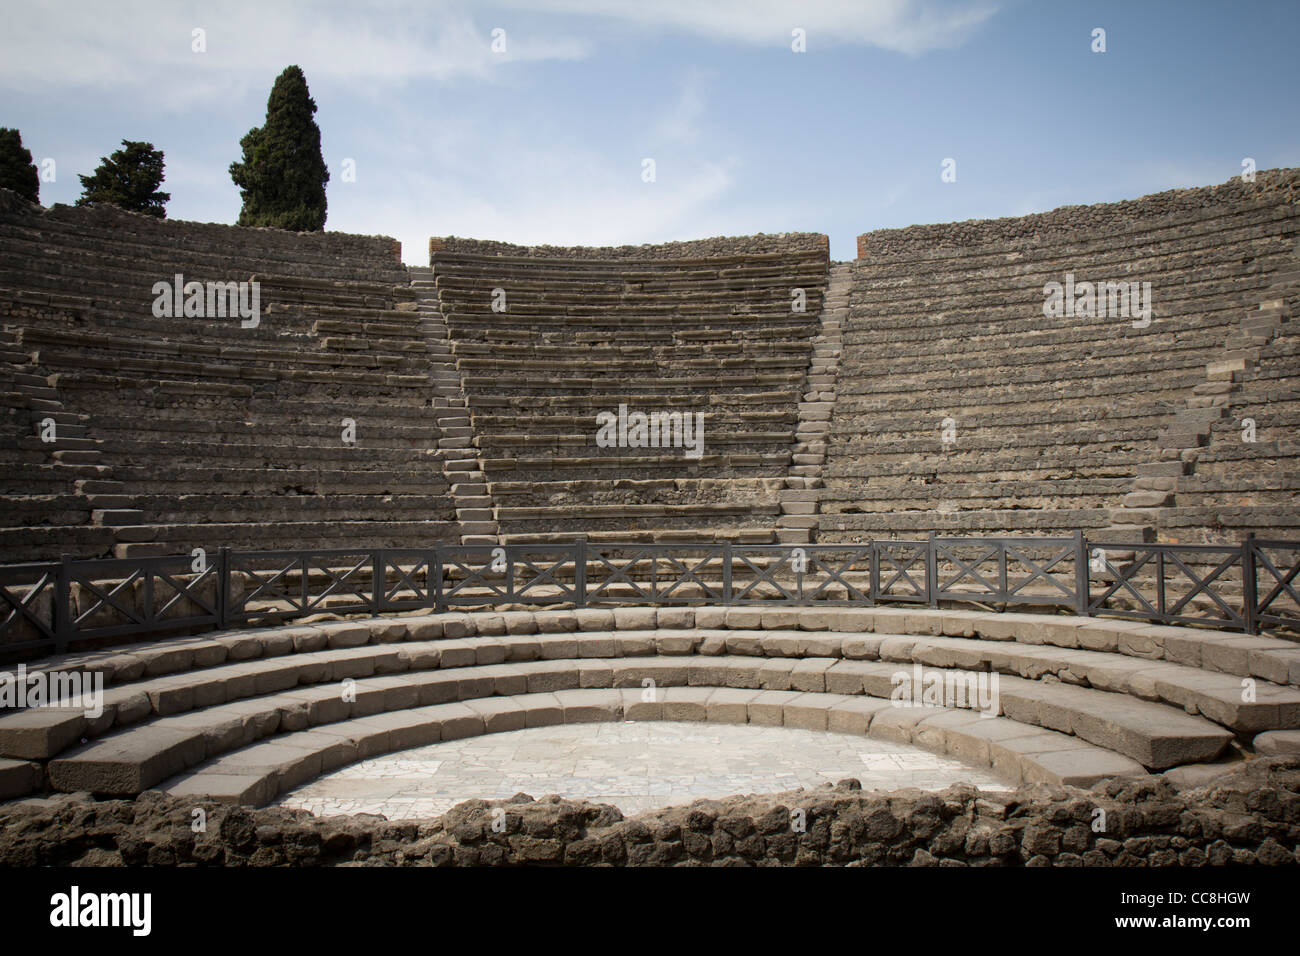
[2,758,1297,867]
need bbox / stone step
[0,758,41,801]
[7,605,1295,760]
[157,687,1147,804]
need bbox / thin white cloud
[0,1,589,107]
[1,0,998,108]
[653,70,711,146]
[492,0,1000,55]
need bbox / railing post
[142,557,155,628]
[869,541,879,603]
[574,538,587,608]
[505,544,514,603]
[1242,532,1258,635]
[926,531,938,608]
[997,541,1008,603]
[1156,549,1166,622]
[217,547,230,629]
[373,550,385,614]
[722,541,732,605]
[1074,530,1090,617]
[54,553,72,652]
[433,546,445,613]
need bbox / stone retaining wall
[857,168,1300,259]
[2,757,1296,866]
[429,233,829,261]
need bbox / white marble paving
[275,721,1012,819]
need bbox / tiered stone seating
[429,236,828,544]
[4,605,1298,805]
[1164,250,1300,543]
[0,190,458,561]
[819,170,1300,543]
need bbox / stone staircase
[409,265,499,546]
[1111,236,1300,542]
[778,260,849,544]
[0,312,123,557]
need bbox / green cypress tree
[76,140,170,217]
[229,65,329,232]
[0,128,40,203]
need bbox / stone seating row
[0,250,406,320]
[857,193,1296,273]
[4,604,1292,729]
[836,336,1230,395]
[433,271,827,296]
[0,641,1233,792]
[431,246,826,271]
[466,325,817,345]
[5,603,1299,802]
[471,391,801,416]
[144,689,1141,804]
[855,234,1293,309]
[842,316,1228,364]
[1,206,404,277]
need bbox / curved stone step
[157,688,1146,807]
[44,649,1219,796]
[8,607,1296,766]
[25,606,1300,695]
[0,757,41,800]
[8,612,1289,767]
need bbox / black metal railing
[1,533,1296,656]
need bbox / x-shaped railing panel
[874,541,928,602]
[1089,549,1160,618]
[439,549,513,603]
[1004,544,1075,599]
[800,548,872,602]
[1162,549,1242,624]
[647,551,724,603]
[0,567,58,644]
[1254,543,1300,628]
[230,556,306,614]
[935,543,1001,598]
[585,548,659,603]
[380,550,437,610]
[151,566,221,620]
[512,550,578,602]
[731,549,800,603]
[71,568,147,628]
[301,555,372,612]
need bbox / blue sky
[4,0,1298,263]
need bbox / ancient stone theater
[0,169,1297,867]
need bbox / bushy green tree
[0,128,40,203]
[76,140,170,217]
[229,65,329,231]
